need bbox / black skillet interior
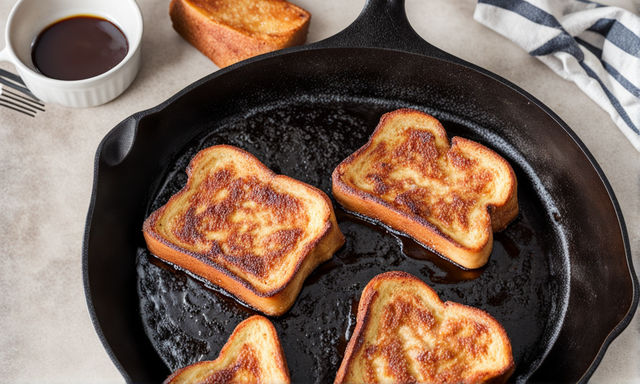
[83,1,638,383]
[137,97,567,384]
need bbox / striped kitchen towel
[474,0,640,152]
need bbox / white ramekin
[0,0,143,108]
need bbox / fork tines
[0,69,45,117]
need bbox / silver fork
[0,69,45,117]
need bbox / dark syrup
[31,15,128,81]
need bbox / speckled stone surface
[0,0,638,382]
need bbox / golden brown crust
[169,0,310,68]
[335,272,514,384]
[332,109,518,269]
[164,315,290,384]
[143,145,345,316]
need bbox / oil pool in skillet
[31,15,128,81]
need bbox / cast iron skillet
[83,0,638,383]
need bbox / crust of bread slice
[335,271,514,384]
[164,315,290,384]
[169,0,310,68]
[332,109,518,269]
[143,145,344,316]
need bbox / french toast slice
[332,109,518,269]
[335,271,514,384]
[143,145,345,316]
[169,0,310,68]
[165,315,290,384]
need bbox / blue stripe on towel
[602,61,640,99]
[576,37,640,98]
[531,34,584,59]
[576,37,603,58]
[588,19,640,57]
[576,0,605,7]
[580,62,640,134]
[478,0,562,28]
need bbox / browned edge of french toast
[143,145,345,316]
[163,315,290,384]
[169,0,310,68]
[331,109,518,269]
[334,271,514,384]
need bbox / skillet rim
[82,44,639,383]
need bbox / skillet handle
[100,114,138,167]
[312,0,463,63]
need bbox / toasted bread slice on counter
[335,271,514,384]
[332,109,518,269]
[143,145,344,316]
[165,315,290,384]
[169,0,310,68]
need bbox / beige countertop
[1,0,639,382]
